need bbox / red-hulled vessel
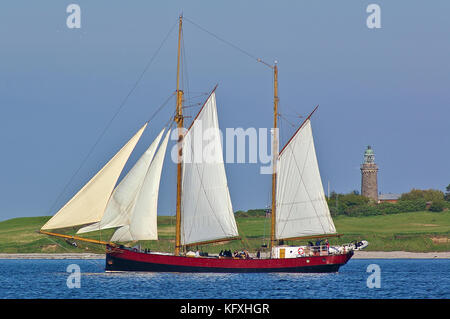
[40,15,368,273]
[105,245,355,273]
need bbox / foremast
[174,14,184,256]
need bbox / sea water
[0,259,448,299]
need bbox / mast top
[257,58,277,69]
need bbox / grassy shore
[0,211,449,254]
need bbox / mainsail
[111,129,171,242]
[181,92,239,245]
[275,119,336,239]
[41,124,147,230]
[77,128,165,234]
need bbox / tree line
[327,185,450,217]
[234,185,450,218]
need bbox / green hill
[0,211,449,254]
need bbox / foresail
[275,119,336,239]
[111,129,170,242]
[77,128,165,234]
[41,124,147,230]
[181,92,238,246]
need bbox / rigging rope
[184,16,273,69]
[278,113,297,128]
[181,27,191,116]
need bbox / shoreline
[352,251,450,259]
[0,251,449,259]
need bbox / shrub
[395,199,427,212]
[246,209,267,217]
[445,184,450,202]
[235,209,267,218]
[327,192,432,217]
[378,202,402,214]
[429,200,445,212]
[329,206,339,217]
[346,204,379,216]
[400,189,444,202]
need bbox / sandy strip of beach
[0,251,449,259]
[352,251,450,259]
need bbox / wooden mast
[270,62,279,253]
[174,14,184,256]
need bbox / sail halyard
[41,123,148,231]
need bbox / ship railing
[302,245,333,257]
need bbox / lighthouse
[360,145,379,202]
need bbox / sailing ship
[40,15,367,273]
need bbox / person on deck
[315,239,323,254]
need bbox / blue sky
[1,1,449,220]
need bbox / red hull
[105,246,354,273]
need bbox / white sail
[77,128,165,234]
[41,124,147,230]
[275,119,336,239]
[111,129,170,242]
[181,92,239,245]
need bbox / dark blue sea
[0,259,448,299]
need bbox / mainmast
[270,62,279,252]
[174,14,184,256]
